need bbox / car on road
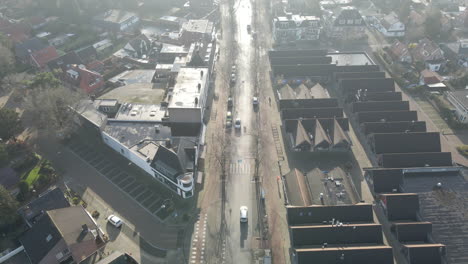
[107,215,123,228]
[240,206,248,222]
[226,120,232,129]
[234,118,241,130]
[228,97,233,109]
[253,97,259,107]
[247,25,251,33]
[230,73,237,85]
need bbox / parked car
[107,215,123,228]
[230,73,237,84]
[234,118,241,130]
[253,97,259,107]
[240,206,248,222]
[228,97,233,109]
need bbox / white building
[74,99,199,198]
[273,15,321,44]
[168,67,210,124]
[445,91,468,123]
[377,12,405,37]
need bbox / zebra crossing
[229,159,253,175]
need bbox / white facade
[273,15,321,44]
[377,13,405,37]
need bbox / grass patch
[21,160,42,186]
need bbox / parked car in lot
[240,206,248,222]
[107,215,123,228]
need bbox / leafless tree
[0,44,15,79]
[23,85,86,138]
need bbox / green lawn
[22,161,42,186]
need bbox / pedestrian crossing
[229,160,252,174]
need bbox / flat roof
[113,103,166,122]
[169,67,209,108]
[95,9,138,24]
[99,84,165,104]
[104,122,172,148]
[328,52,374,66]
[404,172,468,264]
[181,19,214,34]
[160,44,188,54]
[109,70,155,85]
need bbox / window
[347,19,354,24]
[339,19,345,25]
[120,148,125,154]
[183,182,192,188]
[46,234,53,242]
[355,19,362,24]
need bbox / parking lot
[66,138,173,221]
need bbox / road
[189,0,291,263]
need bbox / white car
[234,118,241,129]
[253,97,259,106]
[240,206,248,222]
[107,215,123,228]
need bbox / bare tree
[0,45,14,79]
[23,85,86,138]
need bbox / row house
[273,15,321,44]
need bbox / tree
[0,143,8,167]
[0,185,19,228]
[1,73,33,93]
[23,85,86,137]
[425,9,442,39]
[0,108,23,141]
[25,72,61,90]
[0,44,14,79]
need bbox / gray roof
[295,84,312,99]
[314,119,331,149]
[294,120,311,148]
[14,37,48,60]
[278,84,295,100]
[287,203,374,225]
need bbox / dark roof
[380,193,419,221]
[365,168,404,193]
[151,145,184,180]
[282,107,343,119]
[352,101,409,113]
[170,123,201,137]
[174,138,196,172]
[47,51,84,71]
[357,111,418,123]
[14,37,48,60]
[75,46,98,64]
[340,78,395,94]
[380,152,452,168]
[334,71,386,81]
[287,204,374,225]
[272,64,337,77]
[0,167,19,190]
[291,224,383,247]
[403,244,446,264]
[334,7,364,27]
[125,34,152,58]
[294,246,393,264]
[362,121,426,135]
[18,188,70,227]
[393,222,432,242]
[20,213,62,264]
[279,98,338,110]
[371,132,441,154]
[360,91,402,101]
[270,56,332,66]
[269,50,328,58]
[334,65,380,73]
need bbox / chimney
[194,97,199,106]
[200,70,204,78]
[81,224,88,233]
[197,83,201,92]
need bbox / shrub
[182,213,189,222]
[92,210,100,218]
[72,196,80,205]
[16,181,29,202]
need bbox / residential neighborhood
[0,0,468,263]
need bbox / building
[388,40,412,63]
[17,188,70,227]
[19,206,106,264]
[14,37,59,69]
[272,15,321,44]
[179,20,214,46]
[445,90,468,123]
[324,6,366,40]
[410,38,445,71]
[419,69,444,85]
[96,252,138,264]
[168,67,210,125]
[74,95,202,198]
[64,64,105,94]
[94,9,140,32]
[377,12,405,37]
